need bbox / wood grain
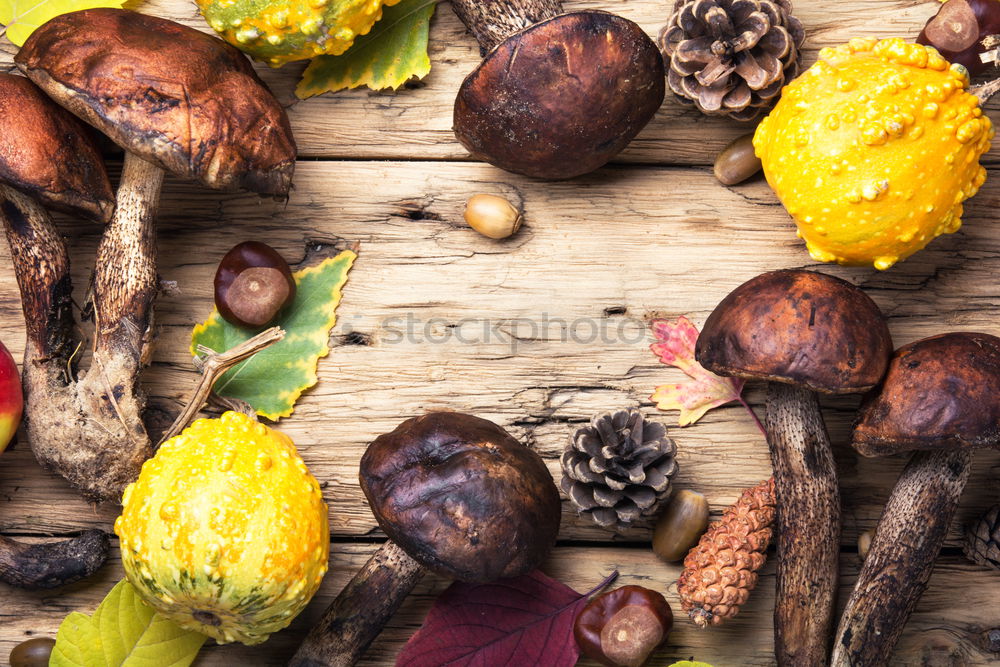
[4,0,999,166]
[0,162,998,546]
[0,544,996,666]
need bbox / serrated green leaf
[191,250,356,420]
[50,580,206,667]
[296,0,436,98]
[0,0,128,46]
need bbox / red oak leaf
[649,316,745,426]
[396,570,617,667]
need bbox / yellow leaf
[0,0,128,46]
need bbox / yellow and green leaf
[191,250,356,420]
[0,0,128,46]
[296,0,436,98]
[50,580,206,667]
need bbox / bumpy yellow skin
[754,38,993,270]
[198,0,402,67]
[114,412,329,645]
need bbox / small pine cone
[658,0,805,121]
[560,409,678,532]
[677,477,776,628]
[964,504,1000,570]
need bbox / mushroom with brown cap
[291,411,562,666]
[13,8,296,502]
[694,269,892,667]
[831,332,1000,667]
[0,73,112,589]
[452,2,665,179]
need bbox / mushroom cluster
[6,8,295,502]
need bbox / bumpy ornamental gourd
[197,0,401,66]
[114,411,329,644]
[754,38,994,270]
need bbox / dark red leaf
[396,570,618,667]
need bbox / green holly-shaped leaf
[296,0,436,98]
[0,0,129,46]
[50,580,206,667]
[191,250,356,420]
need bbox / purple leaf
[396,570,617,667]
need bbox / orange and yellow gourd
[197,0,401,67]
[754,38,994,270]
[114,411,329,645]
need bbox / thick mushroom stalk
[14,8,295,501]
[695,270,892,667]
[451,0,664,179]
[0,73,116,586]
[292,412,562,667]
[831,332,1000,666]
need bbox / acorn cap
[852,332,1000,457]
[360,412,561,582]
[0,73,113,222]
[453,11,665,180]
[695,269,892,394]
[15,8,295,197]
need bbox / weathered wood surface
[6,0,1000,165]
[1,544,997,666]
[1,0,1000,665]
[0,163,998,545]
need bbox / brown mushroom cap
[360,411,561,582]
[0,73,113,222]
[852,332,1000,457]
[695,269,892,394]
[15,8,295,197]
[453,11,665,180]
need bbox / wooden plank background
[2,0,1000,665]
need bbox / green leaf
[50,580,206,667]
[669,662,715,667]
[191,250,356,420]
[0,0,128,46]
[296,0,436,98]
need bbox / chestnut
[574,585,673,667]
[9,637,55,667]
[917,0,1000,76]
[214,241,296,329]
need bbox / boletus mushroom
[0,73,111,589]
[291,412,561,666]
[451,1,665,179]
[13,8,296,501]
[831,332,1000,666]
[695,269,892,666]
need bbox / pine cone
[658,0,805,121]
[678,477,775,628]
[561,409,678,532]
[964,504,1000,570]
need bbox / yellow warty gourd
[197,0,402,67]
[114,411,329,645]
[754,38,993,270]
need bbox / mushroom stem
[764,382,840,667]
[451,0,563,52]
[0,530,110,589]
[290,540,424,667]
[830,449,972,667]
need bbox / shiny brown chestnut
[917,0,1000,76]
[214,241,296,329]
[9,637,55,667]
[575,585,672,667]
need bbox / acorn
[651,489,710,562]
[463,194,522,239]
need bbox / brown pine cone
[658,0,805,121]
[677,477,776,627]
[561,409,678,533]
[964,504,1000,570]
